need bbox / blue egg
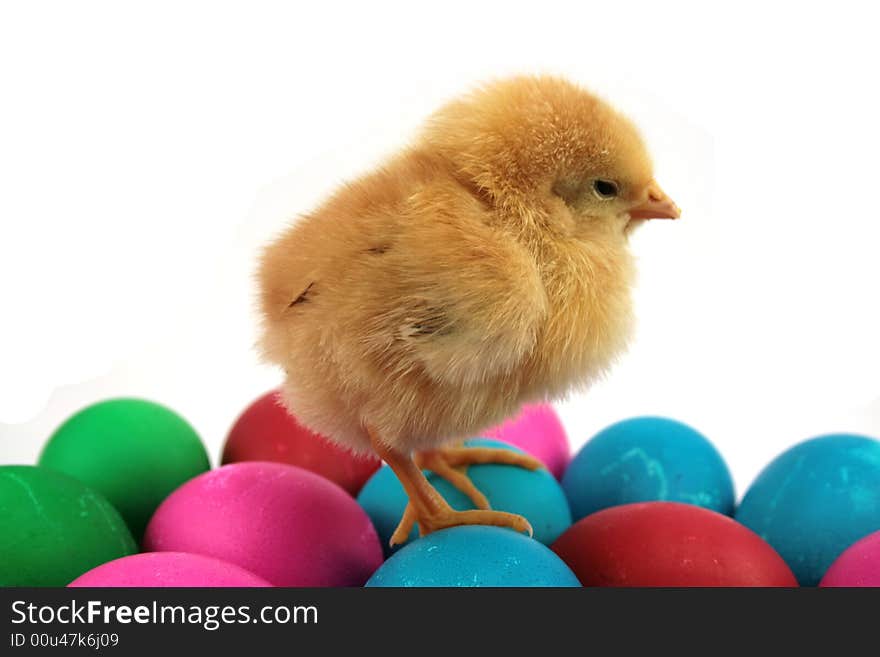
[561,416,735,522]
[735,433,880,586]
[357,438,571,556]
[365,525,581,587]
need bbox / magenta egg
[143,462,383,587]
[820,530,880,587]
[68,552,271,587]
[483,403,571,479]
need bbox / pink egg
[68,552,271,587]
[820,530,880,587]
[483,403,571,479]
[143,462,383,587]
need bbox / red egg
[552,501,797,587]
[222,390,380,496]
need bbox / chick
[258,76,679,545]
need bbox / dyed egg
[820,530,880,587]
[561,416,735,522]
[0,465,137,586]
[222,390,380,496]
[483,403,571,479]
[736,434,880,586]
[357,438,571,556]
[69,552,271,587]
[39,398,210,541]
[366,526,581,587]
[552,501,797,586]
[144,462,383,586]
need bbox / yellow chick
[258,76,679,545]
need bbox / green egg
[0,465,137,586]
[39,398,210,542]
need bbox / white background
[1,1,878,496]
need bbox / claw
[420,508,533,537]
[390,503,418,546]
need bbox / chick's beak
[629,182,680,220]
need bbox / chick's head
[422,76,679,237]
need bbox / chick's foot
[416,445,543,508]
[429,445,544,472]
[422,507,533,537]
[391,501,534,546]
[388,445,542,544]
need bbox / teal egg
[562,416,735,522]
[736,433,880,586]
[365,525,581,587]
[357,438,571,556]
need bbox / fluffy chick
[258,75,679,541]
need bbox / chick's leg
[390,450,492,542]
[412,444,544,514]
[368,428,533,546]
[414,450,491,510]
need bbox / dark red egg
[552,501,797,587]
[222,390,380,496]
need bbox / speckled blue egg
[736,433,880,586]
[365,525,581,587]
[561,416,735,522]
[357,438,571,556]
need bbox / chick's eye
[592,179,619,200]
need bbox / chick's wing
[368,193,547,388]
